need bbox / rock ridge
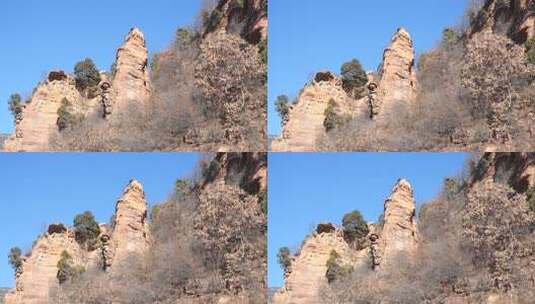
[273,178,419,304]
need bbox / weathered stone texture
[111,28,151,113]
[376,28,417,115]
[273,227,367,304]
[378,178,419,269]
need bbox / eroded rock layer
[3,27,151,152]
[3,73,99,152]
[5,180,152,304]
[274,179,419,304]
[272,28,417,151]
[271,73,361,151]
[376,28,417,114]
[108,179,151,272]
[273,228,368,304]
[378,178,419,268]
[469,0,535,43]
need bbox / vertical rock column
[378,179,419,269]
[376,28,417,115]
[108,179,151,272]
[110,28,151,114]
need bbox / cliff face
[272,28,417,151]
[3,73,100,152]
[271,73,359,151]
[4,228,91,304]
[3,27,150,152]
[274,179,419,304]
[469,0,535,43]
[190,153,267,303]
[206,0,268,44]
[4,180,151,304]
[273,226,368,304]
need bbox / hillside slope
[4,0,267,152]
[272,0,535,152]
[274,153,535,303]
[4,152,267,304]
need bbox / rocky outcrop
[4,226,96,304]
[377,179,419,269]
[107,179,150,272]
[272,28,417,151]
[274,179,419,304]
[206,0,268,44]
[2,27,151,151]
[271,72,361,151]
[469,0,535,44]
[3,72,100,152]
[5,180,151,304]
[202,152,267,194]
[376,28,417,115]
[273,226,368,304]
[110,28,151,114]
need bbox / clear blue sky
[0,153,201,288]
[268,153,469,287]
[268,0,469,135]
[0,0,203,134]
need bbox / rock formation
[4,180,151,304]
[271,72,361,151]
[110,28,151,114]
[107,179,150,272]
[205,0,268,44]
[4,227,96,304]
[274,179,419,304]
[377,178,419,269]
[469,0,535,44]
[272,28,417,151]
[273,227,368,304]
[376,28,417,115]
[3,27,151,152]
[3,72,100,152]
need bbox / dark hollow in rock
[316,223,336,234]
[48,223,67,235]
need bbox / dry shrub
[322,156,535,303]
[320,21,535,151]
[50,156,267,303]
[195,30,267,150]
[50,8,266,151]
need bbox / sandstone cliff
[273,179,419,304]
[3,72,99,152]
[3,27,151,152]
[4,180,151,304]
[106,179,151,273]
[5,153,267,304]
[272,28,417,151]
[469,0,535,43]
[277,153,535,303]
[376,28,417,116]
[273,225,368,304]
[205,0,268,44]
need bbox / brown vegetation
[46,153,267,304]
[318,1,535,151]
[50,1,266,151]
[320,153,535,303]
